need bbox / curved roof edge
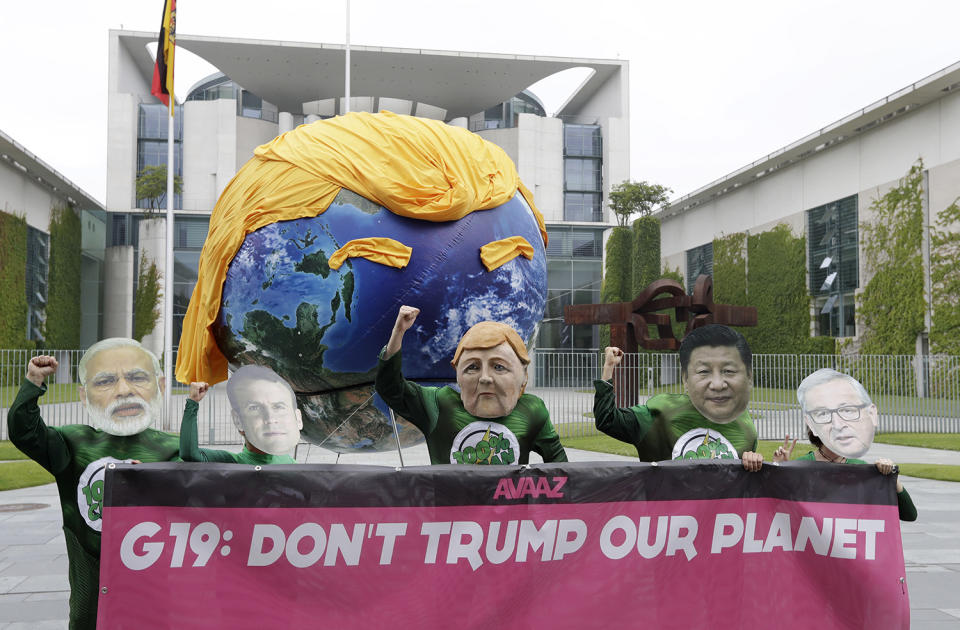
[113,30,626,119]
[1,128,104,211]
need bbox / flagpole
[164,98,174,430]
[344,0,350,114]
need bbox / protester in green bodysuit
[180,365,301,464]
[6,340,179,629]
[594,324,764,471]
[772,368,918,521]
[376,305,567,465]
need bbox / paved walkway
[1,444,958,628]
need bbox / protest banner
[98,460,908,629]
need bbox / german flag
[151,0,176,109]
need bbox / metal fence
[3,348,959,444]
[0,348,237,443]
[531,351,960,440]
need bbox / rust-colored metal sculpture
[564,275,757,405]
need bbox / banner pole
[163,100,174,430]
[389,408,405,468]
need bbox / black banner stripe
[104,460,897,510]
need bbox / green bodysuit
[179,399,296,464]
[795,451,918,521]
[6,381,179,629]
[593,379,758,462]
[376,349,567,465]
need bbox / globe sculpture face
[213,188,547,452]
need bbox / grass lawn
[0,441,29,460]
[0,460,54,491]
[0,383,81,407]
[875,432,960,451]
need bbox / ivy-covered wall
[45,205,82,348]
[712,232,747,307]
[631,216,661,296]
[930,197,960,355]
[599,227,633,349]
[857,162,925,356]
[711,224,834,356]
[0,211,32,349]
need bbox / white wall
[183,99,238,211]
[661,89,960,262]
[479,115,563,222]
[106,31,154,213]
[102,245,135,338]
[235,116,280,172]
[0,161,55,231]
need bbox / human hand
[385,305,420,357]
[27,355,58,387]
[742,451,764,472]
[601,347,624,380]
[875,458,895,475]
[773,435,798,463]
[875,457,904,492]
[189,382,210,402]
[394,305,420,333]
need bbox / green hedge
[133,253,163,342]
[857,162,925,356]
[600,227,633,349]
[0,211,31,349]
[712,232,747,306]
[929,195,960,355]
[710,224,834,361]
[631,216,660,296]
[45,205,81,348]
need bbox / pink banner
[98,463,909,629]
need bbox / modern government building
[3,30,960,367]
[104,29,630,361]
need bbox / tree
[608,180,672,227]
[136,165,183,214]
[133,253,163,342]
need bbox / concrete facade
[659,60,960,343]
[0,129,105,348]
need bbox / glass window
[546,228,602,258]
[564,158,601,192]
[138,104,183,140]
[564,124,602,157]
[176,218,210,249]
[136,141,183,210]
[807,195,858,338]
[685,242,713,294]
[808,195,858,295]
[26,227,49,342]
[564,192,602,222]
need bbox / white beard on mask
[86,394,162,436]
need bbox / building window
[564,159,602,193]
[25,227,49,343]
[238,89,279,122]
[685,242,713,293]
[539,226,604,351]
[808,195,858,337]
[564,124,602,158]
[563,123,604,223]
[172,217,210,363]
[563,192,602,222]
[137,104,183,210]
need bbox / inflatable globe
[213,188,547,452]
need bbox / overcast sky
[3,0,960,205]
